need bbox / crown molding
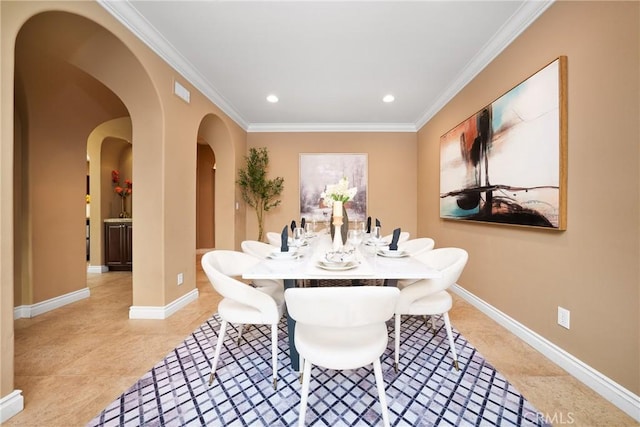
[247,122,417,133]
[97,0,249,130]
[414,0,555,131]
[99,0,553,134]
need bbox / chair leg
[237,324,244,345]
[299,355,305,384]
[442,312,459,371]
[423,315,436,333]
[209,320,228,385]
[298,359,312,427]
[373,359,391,427]
[394,313,401,373]
[271,323,278,389]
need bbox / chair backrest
[416,247,468,276]
[285,286,399,328]
[397,248,468,309]
[266,232,282,247]
[398,237,435,257]
[241,240,276,259]
[201,250,279,316]
[203,249,262,277]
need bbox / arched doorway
[12,10,163,314]
[86,117,133,272]
[13,12,131,308]
[197,114,235,250]
[4,6,243,418]
[196,141,215,250]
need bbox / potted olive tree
[237,147,284,241]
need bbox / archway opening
[14,11,131,309]
[197,114,236,250]
[196,140,215,250]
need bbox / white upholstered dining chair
[374,237,435,288]
[397,237,435,257]
[201,250,285,389]
[395,237,436,288]
[394,247,468,372]
[285,286,400,427]
[266,231,282,247]
[241,239,275,259]
[382,231,411,245]
[240,240,286,288]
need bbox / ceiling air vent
[173,80,190,104]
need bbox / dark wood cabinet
[86,218,90,261]
[104,220,132,271]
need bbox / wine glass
[305,221,315,237]
[292,227,305,248]
[347,229,364,250]
[356,221,368,241]
[371,226,382,243]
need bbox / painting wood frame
[439,56,568,230]
[299,153,368,224]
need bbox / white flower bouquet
[320,177,357,208]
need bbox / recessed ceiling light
[266,94,279,103]
[383,94,395,103]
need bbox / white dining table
[242,234,442,370]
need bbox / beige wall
[1,0,638,414]
[1,1,247,400]
[246,132,418,241]
[417,1,639,394]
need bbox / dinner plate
[377,249,409,258]
[267,251,301,260]
[315,261,359,271]
[365,239,389,246]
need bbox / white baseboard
[129,288,199,319]
[87,265,109,273]
[451,284,640,422]
[0,390,24,423]
[13,288,91,320]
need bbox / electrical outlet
[177,273,184,285]
[557,306,570,329]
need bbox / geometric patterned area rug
[87,314,550,426]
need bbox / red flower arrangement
[112,170,132,198]
[112,170,132,218]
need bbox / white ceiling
[99,1,553,132]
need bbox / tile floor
[5,257,637,426]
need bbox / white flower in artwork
[320,177,358,208]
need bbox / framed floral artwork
[440,56,568,230]
[299,153,367,224]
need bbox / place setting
[266,249,303,260]
[364,221,389,247]
[376,227,410,258]
[267,225,307,260]
[315,247,360,271]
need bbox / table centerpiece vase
[331,200,345,251]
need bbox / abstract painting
[299,153,367,224]
[440,57,567,230]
